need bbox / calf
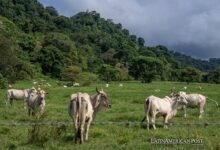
[68,88,111,144]
[142,95,187,130]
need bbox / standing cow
[6,87,37,108]
[26,90,48,117]
[142,95,188,130]
[174,91,208,118]
[68,87,111,144]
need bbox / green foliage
[61,65,82,84]
[208,67,220,84]
[39,45,66,77]
[28,117,66,146]
[137,37,145,46]
[129,56,164,83]
[0,0,219,84]
[79,72,98,86]
[0,73,8,89]
[180,67,202,84]
[172,51,220,72]
[98,64,120,82]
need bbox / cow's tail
[77,93,87,143]
[206,97,219,107]
[141,97,151,129]
[77,93,87,123]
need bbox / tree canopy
[0,0,219,84]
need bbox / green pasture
[0,81,219,150]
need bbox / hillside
[0,0,219,84]
[171,51,220,72]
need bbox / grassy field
[0,80,220,150]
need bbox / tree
[45,6,58,16]
[61,66,82,84]
[0,73,8,89]
[0,29,18,81]
[129,56,164,83]
[208,67,220,84]
[180,67,202,84]
[138,37,145,46]
[98,64,119,82]
[38,45,65,77]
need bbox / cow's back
[148,96,172,115]
[186,94,206,106]
[69,93,93,118]
[7,89,27,100]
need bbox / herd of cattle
[4,85,218,144]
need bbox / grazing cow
[141,95,188,130]
[154,89,160,92]
[73,83,80,87]
[26,90,47,117]
[6,87,37,108]
[105,83,109,88]
[119,83,123,87]
[174,91,208,118]
[68,87,111,144]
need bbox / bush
[79,72,98,86]
[0,73,8,89]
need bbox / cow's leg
[73,118,78,144]
[80,101,87,144]
[9,98,13,106]
[164,115,169,129]
[85,117,92,141]
[71,101,79,143]
[146,114,150,130]
[151,112,156,130]
[199,104,204,119]
[23,99,27,109]
[5,94,9,106]
[183,105,187,118]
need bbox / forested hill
[0,0,219,85]
[171,51,220,72]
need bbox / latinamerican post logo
[151,138,203,145]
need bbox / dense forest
[0,0,219,88]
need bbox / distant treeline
[0,0,219,88]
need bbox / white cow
[105,83,109,88]
[176,91,207,118]
[73,83,80,87]
[68,88,111,144]
[6,87,37,108]
[26,90,47,117]
[142,95,188,130]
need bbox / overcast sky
[38,0,220,59]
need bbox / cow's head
[95,87,111,108]
[172,94,188,106]
[37,90,48,103]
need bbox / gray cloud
[38,0,220,59]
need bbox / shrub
[0,73,8,89]
[79,72,98,86]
